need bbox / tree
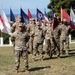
[47,0,75,40]
[47,0,75,18]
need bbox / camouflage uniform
[26,18,36,54]
[32,22,44,60]
[53,24,61,57]
[60,23,71,55]
[41,20,47,36]
[11,16,26,47]
[45,24,54,58]
[11,22,26,33]
[11,25,29,71]
[11,16,26,33]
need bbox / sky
[0,0,50,15]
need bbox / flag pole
[60,6,62,22]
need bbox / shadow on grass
[44,56,57,60]
[68,48,75,57]
[29,66,51,71]
[18,66,51,73]
[60,48,75,58]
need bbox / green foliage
[47,0,75,39]
[0,31,10,44]
[2,33,10,44]
[47,0,75,18]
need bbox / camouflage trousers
[14,50,28,70]
[44,39,54,57]
[33,42,43,59]
[53,38,60,56]
[29,37,33,54]
[60,37,69,54]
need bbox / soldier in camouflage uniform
[41,20,47,36]
[11,16,26,33]
[44,22,54,58]
[26,18,36,54]
[60,19,71,55]
[41,20,47,52]
[11,23,29,73]
[11,16,26,47]
[32,22,44,61]
[53,22,61,57]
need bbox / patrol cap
[36,22,40,26]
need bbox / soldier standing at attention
[11,23,29,73]
[60,19,71,55]
[32,22,44,61]
[44,22,54,58]
[53,22,61,57]
[26,18,36,54]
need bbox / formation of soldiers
[10,16,71,73]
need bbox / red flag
[0,16,4,30]
[28,9,32,19]
[61,8,70,23]
[53,17,59,30]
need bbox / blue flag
[10,8,15,22]
[20,8,29,24]
[37,8,45,22]
[37,8,49,23]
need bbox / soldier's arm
[11,32,16,46]
[8,21,14,26]
[26,24,30,32]
[25,32,30,48]
[22,23,27,31]
[30,29,35,37]
[11,23,16,33]
[11,33,15,41]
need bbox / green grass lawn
[0,44,75,75]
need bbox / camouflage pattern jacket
[60,24,71,41]
[11,22,26,33]
[26,23,36,37]
[41,25,47,38]
[45,27,53,40]
[11,30,29,50]
[33,28,44,43]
